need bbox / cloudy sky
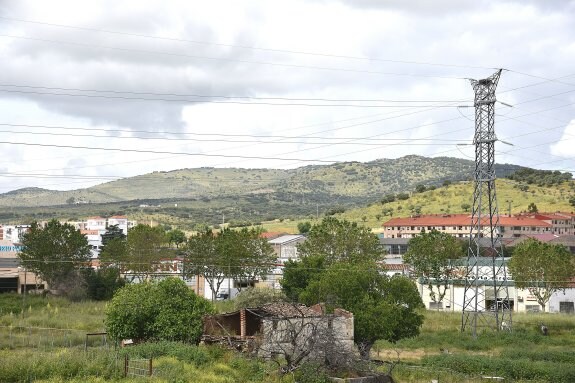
[0,0,574,192]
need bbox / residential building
[382,214,553,239]
[266,234,306,289]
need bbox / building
[382,214,553,239]
[0,240,46,294]
[266,234,306,289]
[202,303,354,359]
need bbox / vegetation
[184,227,276,300]
[282,218,423,359]
[0,156,524,230]
[3,294,575,382]
[404,230,465,308]
[296,217,383,264]
[507,168,572,186]
[232,287,287,310]
[508,238,575,312]
[105,278,213,343]
[18,220,91,293]
[300,260,424,358]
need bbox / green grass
[2,295,575,382]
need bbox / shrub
[105,278,214,343]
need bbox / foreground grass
[2,295,575,382]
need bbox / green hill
[0,155,547,229]
[340,178,575,232]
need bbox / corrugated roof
[268,234,306,245]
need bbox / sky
[0,0,574,193]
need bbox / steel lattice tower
[461,69,512,337]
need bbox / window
[442,226,446,230]
[410,226,415,230]
[559,302,574,314]
[429,302,443,310]
[525,305,540,313]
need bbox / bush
[105,278,214,343]
[233,287,287,310]
[294,362,332,383]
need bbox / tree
[508,238,575,312]
[81,267,125,301]
[184,229,223,301]
[105,278,213,343]
[100,224,126,246]
[167,229,187,248]
[281,255,327,302]
[415,184,426,193]
[300,261,424,359]
[220,227,276,293]
[297,221,312,234]
[527,202,539,213]
[122,224,169,282]
[296,217,383,265]
[569,195,575,209]
[184,227,276,300]
[442,180,452,187]
[18,220,91,292]
[461,203,471,212]
[403,230,463,309]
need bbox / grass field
[1,294,574,382]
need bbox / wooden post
[148,358,153,376]
[124,355,128,377]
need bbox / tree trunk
[357,341,373,360]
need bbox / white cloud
[0,0,573,192]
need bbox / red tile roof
[382,214,551,227]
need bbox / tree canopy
[296,217,383,265]
[18,220,91,291]
[122,224,170,282]
[184,227,276,300]
[508,238,575,312]
[300,260,423,358]
[105,278,213,343]
[404,229,464,307]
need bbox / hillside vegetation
[0,156,524,230]
[340,178,575,232]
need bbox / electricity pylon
[461,69,512,337]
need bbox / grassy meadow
[1,294,574,382]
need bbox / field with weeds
[1,294,574,382]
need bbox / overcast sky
[0,0,574,192]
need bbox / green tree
[221,227,276,293]
[527,202,538,213]
[99,224,128,269]
[184,227,275,300]
[300,261,423,359]
[167,229,187,248]
[404,230,463,309]
[100,224,126,246]
[569,195,575,208]
[281,255,327,302]
[508,238,575,312]
[18,220,91,292]
[123,224,169,282]
[81,267,125,301]
[415,184,426,193]
[461,203,471,212]
[105,278,213,343]
[297,221,312,234]
[296,217,383,265]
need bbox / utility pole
[461,69,512,337]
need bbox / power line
[0,34,466,80]
[0,16,496,71]
[0,83,467,104]
[0,88,467,108]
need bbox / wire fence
[124,356,154,378]
[0,325,109,350]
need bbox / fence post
[124,355,128,377]
[148,358,153,376]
